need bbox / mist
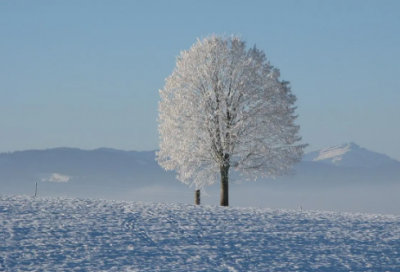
[6,179,398,216]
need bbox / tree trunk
[195,189,200,205]
[220,163,230,206]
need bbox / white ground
[1,195,399,271]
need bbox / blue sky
[1,0,399,160]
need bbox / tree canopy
[157,35,306,206]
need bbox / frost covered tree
[157,35,306,206]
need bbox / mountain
[1,143,400,214]
[0,148,185,198]
[1,143,399,188]
[303,142,400,168]
[0,147,161,185]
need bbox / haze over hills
[0,143,398,185]
[1,143,399,214]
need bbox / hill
[1,194,399,271]
[1,143,399,214]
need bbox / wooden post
[195,189,200,205]
[34,182,38,197]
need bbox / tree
[157,35,306,206]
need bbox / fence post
[195,189,200,205]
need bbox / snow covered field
[1,195,400,271]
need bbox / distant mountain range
[0,143,399,187]
[0,147,163,186]
[1,143,399,213]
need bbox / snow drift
[1,195,399,271]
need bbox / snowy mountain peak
[314,142,357,162]
[303,142,399,168]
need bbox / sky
[1,0,399,160]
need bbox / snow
[41,173,71,182]
[313,143,353,162]
[158,35,305,189]
[303,142,399,168]
[1,195,400,271]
